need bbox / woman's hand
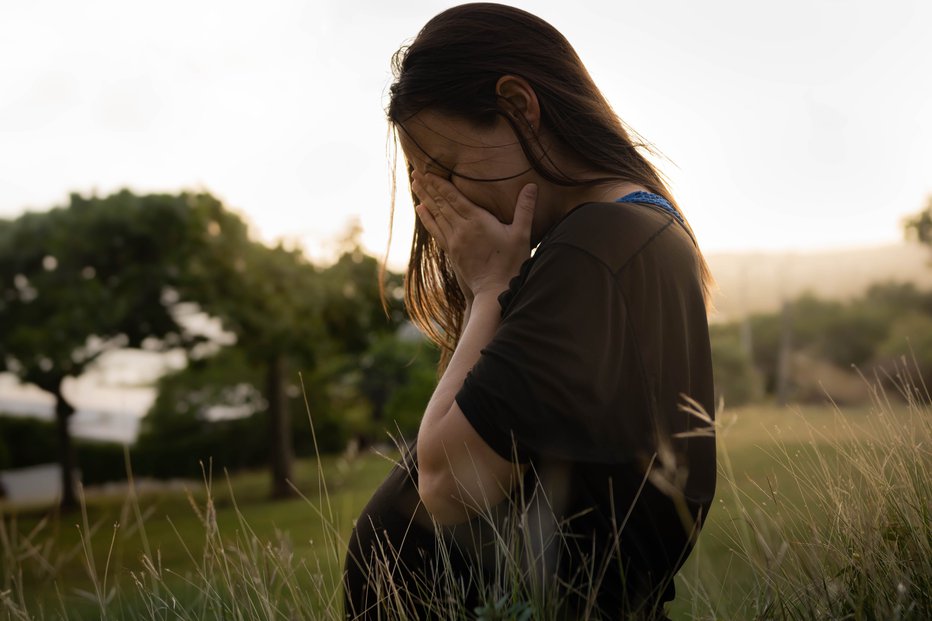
[412,171,537,298]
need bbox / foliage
[140,347,264,438]
[0,188,409,500]
[876,312,932,397]
[740,310,784,396]
[904,194,932,245]
[177,223,405,496]
[474,595,534,621]
[709,323,763,407]
[0,189,246,506]
[134,415,270,480]
[343,330,438,443]
[133,240,409,481]
[0,415,58,469]
[0,189,213,389]
[135,346,346,479]
[383,339,439,438]
[318,247,406,357]
[75,442,129,486]
[715,281,932,404]
[0,415,125,486]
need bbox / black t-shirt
[453,200,717,612]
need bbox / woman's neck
[526,136,651,245]
[530,180,648,246]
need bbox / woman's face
[398,110,536,225]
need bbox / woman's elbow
[418,468,470,526]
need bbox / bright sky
[1,0,931,271]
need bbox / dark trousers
[343,451,490,620]
[343,452,675,621]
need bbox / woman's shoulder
[541,201,696,274]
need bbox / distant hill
[707,242,932,322]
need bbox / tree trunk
[53,387,79,510]
[776,300,794,406]
[266,353,295,499]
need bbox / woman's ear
[495,75,541,132]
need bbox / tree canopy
[0,189,237,506]
[905,195,932,246]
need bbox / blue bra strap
[615,191,684,225]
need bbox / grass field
[2,393,929,619]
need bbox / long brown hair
[386,3,714,370]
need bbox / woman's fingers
[415,204,449,252]
[415,172,472,221]
[414,174,537,253]
[431,180,471,220]
[411,171,536,297]
[413,177,455,229]
[512,183,537,242]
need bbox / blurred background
[1,0,931,509]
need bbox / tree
[1,187,409,503]
[138,238,412,485]
[0,189,226,508]
[904,195,932,245]
[136,340,353,480]
[709,324,763,406]
[352,330,438,444]
[179,217,410,497]
[135,346,277,478]
[895,195,932,400]
[318,246,406,356]
[315,242,411,444]
[875,313,932,402]
[179,228,327,498]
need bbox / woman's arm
[411,172,537,525]
[416,290,521,524]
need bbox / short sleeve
[455,242,653,465]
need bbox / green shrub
[0,414,128,485]
[0,415,59,467]
[710,324,763,406]
[875,312,932,402]
[133,413,269,479]
[76,441,129,485]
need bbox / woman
[344,4,716,619]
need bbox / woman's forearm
[419,290,501,450]
[416,289,520,523]
[409,175,536,523]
